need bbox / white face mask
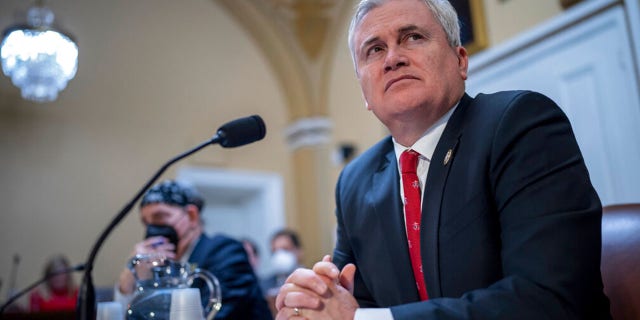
[269,249,297,275]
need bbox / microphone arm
[6,254,20,301]
[77,136,220,320]
[77,115,266,320]
[0,263,86,314]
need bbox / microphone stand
[5,254,20,302]
[0,263,86,314]
[76,135,222,320]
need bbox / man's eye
[367,46,383,56]
[407,33,423,41]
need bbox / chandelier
[1,3,78,103]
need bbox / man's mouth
[385,75,419,91]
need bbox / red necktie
[400,149,428,300]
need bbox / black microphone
[77,115,266,320]
[0,263,86,314]
[215,115,266,148]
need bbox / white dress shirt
[354,104,457,320]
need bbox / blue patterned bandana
[140,180,203,211]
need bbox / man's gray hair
[347,0,462,70]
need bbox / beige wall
[0,0,569,305]
[483,0,562,46]
[0,0,295,303]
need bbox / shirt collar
[393,102,458,163]
[180,234,201,264]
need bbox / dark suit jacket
[189,234,272,320]
[333,91,611,319]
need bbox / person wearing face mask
[261,229,304,297]
[259,229,304,317]
[114,180,272,320]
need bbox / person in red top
[29,254,78,312]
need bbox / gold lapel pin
[444,149,453,165]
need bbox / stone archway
[215,0,356,264]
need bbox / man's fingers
[275,282,323,310]
[275,268,329,310]
[275,285,286,310]
[143,236,167,246]
[284,290,323,309]
[312,261,340,281]
[286,268,329,294]
[275,307,310,320]
[339,263,357,294]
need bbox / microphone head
[216,115,266,148]
[73,264,87,272]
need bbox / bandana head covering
[140,180,204,211]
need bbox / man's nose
[384,47,408,72]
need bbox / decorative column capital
[284,117,333,151]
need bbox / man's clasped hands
[275,255,358,320]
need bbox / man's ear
[456,46,469,80]
[362,91,371,110]
[184,204,200,222]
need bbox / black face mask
[145,224,179,250]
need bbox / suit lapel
[187,235,206,267]
[367,143,421,303]
[421,94,471,298]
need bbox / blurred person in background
[261,229,303,296]
[261,229,304,317]
[241,237,261,272]
[115,179,272,320]
[29,254,78,313]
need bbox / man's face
[272,235,301,262]
[353,0,468,129]
[140,203,193,239]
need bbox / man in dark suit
[274,0,611,319]
[115,180,272,319]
